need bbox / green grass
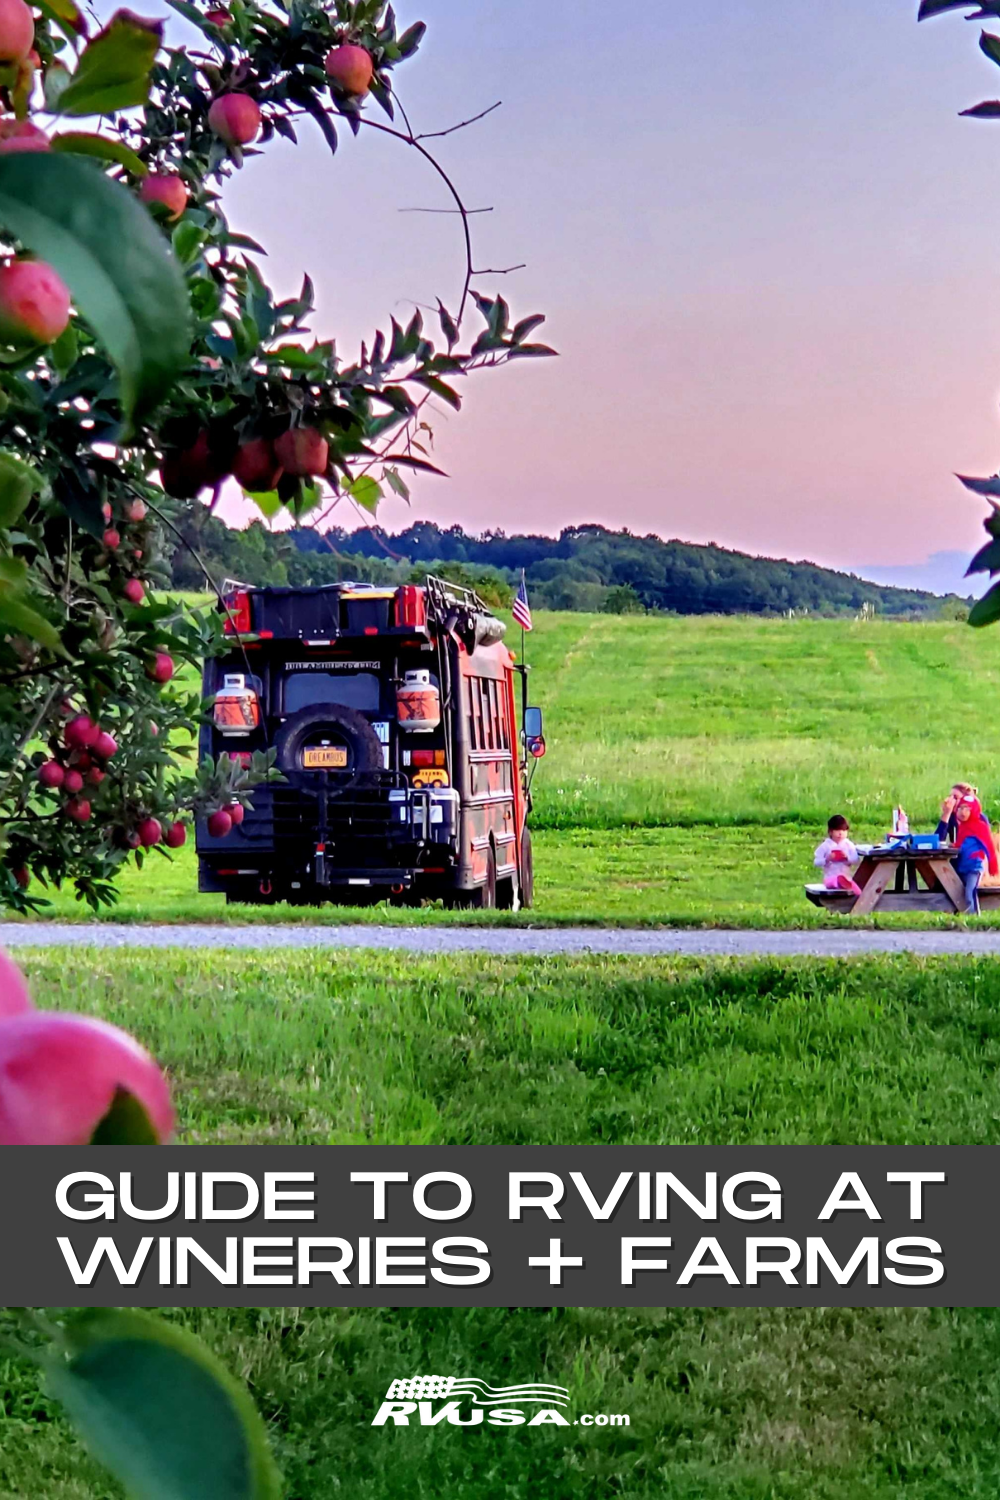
[19,949,1000,1144]
[6,947,1000,1496]
[4,1306,1000,1499]
[523,612,1000,831]
[18,610,1000,929]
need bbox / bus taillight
[223,590,252,634]
[395,584,426,630]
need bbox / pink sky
[192,0,1000,574]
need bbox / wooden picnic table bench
[805,845,1000,915]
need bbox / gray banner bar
[2,1146,996,1307]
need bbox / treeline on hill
[169,515,968,618]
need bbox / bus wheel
[519,827,534,909]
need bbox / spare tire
[275,703,384,794]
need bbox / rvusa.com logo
[371,1376,630,1429]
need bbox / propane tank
[212,673,260,736]
[396,669,441,732]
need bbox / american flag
[512,572,533,632]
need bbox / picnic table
[804,844,999,915]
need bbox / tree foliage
[0,0,550,910]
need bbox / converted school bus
[196,577,545,907]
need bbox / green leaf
[0,585,62,650]
[396,19,426,56]
[919,0,1000,14]
[346,474,383,512]
[956,471,1000,496]
[412,373,461,409]
[250,489,282,517]
[50,320,79,374]
[34,0,84,47]
[967,536,1000,575]
[960,100,1000,116]
[512,313,546,344]
[52,131,148,178]
[982,30,1000,69]
[46,1309,283,1500]
[384,466,410,501]
[0,153,192,422]
[507,342,558,359]
[43,60,73,111]
[0,451,41,526]
[90,1087,159,1144]
[57,10,162,117]
[969,581,1000,627]
[437,298,458,349]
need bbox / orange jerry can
[395,669,441,732]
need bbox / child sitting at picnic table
[814,815,862,897]
[936,791,998,914]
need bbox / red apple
[63,769,84,795]
[0,0,35,64]
[228,801,245,825]
[207,808,233,838]
[273,426,328,477]
[139,173,188,221]
[232,437,283,492]
[208,93,261,146]
[159,430,229,499]
[147,652,174,684]
[165,821,187,848]
[13,865,29,889]
[0,119,48,153]
[92,731,117,760]
[64,715,98,750]
[123,578,145,605]
[0,259,70,346]
[101,501,112,523]
[127,499,147,522]
[65,798,92,822]
[86,766,106,786]
[136,816,162,848]
[103,527,121,549]
[324,43,373,95]
[37,759,64,788]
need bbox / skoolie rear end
[196,577,542,907]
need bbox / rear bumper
[196,779,461,894]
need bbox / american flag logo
[385,1376,569,1407]
[512,573,533,632]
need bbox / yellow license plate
[303,746,348,768]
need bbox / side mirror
[524,706,543,740]
[528,736,546,759]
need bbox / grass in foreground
[3,1306,1000,1498]
[22,949,1000,1143]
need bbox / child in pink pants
[813,815,862,896]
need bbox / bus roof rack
[425,574,490,620]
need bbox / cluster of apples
[205,39,374,150]
[36,712,119,824]
[160,424,329,500]
[100,496,156,604]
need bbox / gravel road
[4,923,1000,957]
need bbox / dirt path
[4,923,1000,957]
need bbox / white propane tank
[396,669,441,733]
[212,673,260,736]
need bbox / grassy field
[20,610,1000,927]
[4,1305,1000,1500]
[5,947,1000,1497]
[20,948,1000,1144]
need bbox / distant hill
[169,515,970,619]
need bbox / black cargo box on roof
[247,585,399,640]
